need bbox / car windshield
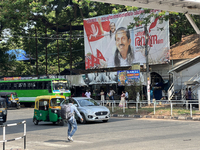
[61,99,69,105]
[50,98,64,106]
[77,99,99,107]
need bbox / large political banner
[84,9,170,69]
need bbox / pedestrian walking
[67,98,83,142]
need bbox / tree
[0,1,199,76]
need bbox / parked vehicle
[33,95,65,126]
[0,97,7,124]
[0,78,71,106]
[61,97,110,124]
[0,92,20,109]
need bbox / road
[0,108,200,150]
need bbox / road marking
[27,140,92,147]
[27,141,70,147]
[73,140,92,143]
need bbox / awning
[65,75,87,86]
[184,81,199,85]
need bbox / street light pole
[145,24,151,105]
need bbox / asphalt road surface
[1,108,200,150]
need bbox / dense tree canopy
[0,0,199,76]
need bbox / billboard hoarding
[84,10,169,70]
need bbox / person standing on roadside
[108,88,115,101]
[185,88,189,100]
[188,87,192,100]
[85,90,91,98]
[67,98,83,142]
[125,91,129,101]
[119,91,125,107]
[125,90,129,108]
[100,89,105,105]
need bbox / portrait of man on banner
[107,27,134,67]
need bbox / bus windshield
[52,80,69,93]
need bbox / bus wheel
[33,118,39,125]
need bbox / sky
[6,49,30,61]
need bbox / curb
[111,114,200,121]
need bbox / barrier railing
[101,100,200,118]
[0,120,26,150]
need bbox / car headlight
[3,111,6,115]
[54,110,57,113]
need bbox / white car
[61,97,110,124]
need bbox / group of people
[100,89,129,107]
[185,87,192,100]
[100,88,115,106]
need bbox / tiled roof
[170,34,200,60]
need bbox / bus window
[10,83,14,90]
[23,83,26,89]
[14,83,18,89]
[33,82,37,89]
[48,82,52,93]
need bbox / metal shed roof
[169,55,200,73]
[90,0,200,15]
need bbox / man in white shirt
[125,91,129,108]
[85,90,91,98]
[125,91,129,101]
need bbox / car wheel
[103,120,108,123]
[3,116,7,123]
[80,113,87,124]
[17,104,20,109]
[33,118,39,125]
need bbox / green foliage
[125,83,142,101]
[0,1,199,76]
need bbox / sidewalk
[111,113,200,121]
[109,103,200,121]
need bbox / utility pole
[57,25,60,75]
[70,21,72,75]
[45,26,48,76]
[35,28,38,78]
[145,24,150,105]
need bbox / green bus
[0,78,71,105]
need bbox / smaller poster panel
[118,70,141,86]
[126,70,140,86]
[118,71,127,86]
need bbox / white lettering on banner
[86,12,134,23]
